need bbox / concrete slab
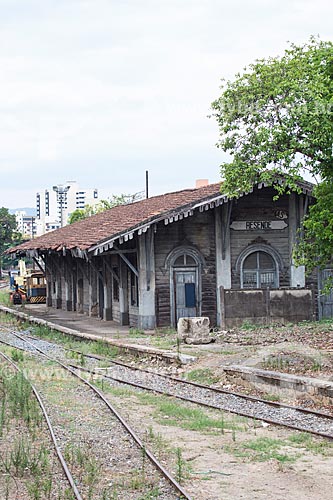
[223,364,333,398]
[20,304,134,338]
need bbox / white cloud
[0,0,332,207]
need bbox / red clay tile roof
[9,182,223,254]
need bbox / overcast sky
[0,0,332,209]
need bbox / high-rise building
[36,181,98,235]
[15,211,37,238]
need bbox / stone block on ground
[177,317,215,344]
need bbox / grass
[262,352,325,374]
[95,375,241,434]
[128,328,148,338]
[94,374,246,435]
[64,443,101,499]
[1,369,42,430]
[0,359,59,500]
[150,328,177,350]
[27,323,121,359]
[184,368,220,385]
[11,348,25,363]
[149,337,177,350]
[145,425,170,460]
[226,437,297,463]
[226,433,333,464]
[0,311,18,325]
[262,393,281,402]
[287,432,333,456]
[240,320,258,331]
[0,289,11,307]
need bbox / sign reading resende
[230,220,288,230]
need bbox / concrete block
[177,317,215,344]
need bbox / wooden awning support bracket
[113,245,139,277]
[77,260,89,282]
[104,259,120,284]
[88,259,104,283]
[33,257,46,276]
[51,255,63,275]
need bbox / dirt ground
[113,387,333,500]
[113,320,333,499]
[2,306,333,499]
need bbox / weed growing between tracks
[5,346,171,499]
[89,375,333,497]
[0,352,74,500]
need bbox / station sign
[230,220,288,231]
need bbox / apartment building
[36,181,98,235]
[15,211,37,238]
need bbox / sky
[0,0,332,209]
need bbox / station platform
[0,303,197,364]
[22,304,139,339]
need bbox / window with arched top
[173,254,197,267]
[242,250,278,288]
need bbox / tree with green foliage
[0,208,18,277]
[68,193,143,224]
[211,36,333,273]
[294,181,333,270]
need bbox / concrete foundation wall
[220,287,315,328]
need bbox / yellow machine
[10,261,47,304]
[25,271,47,303]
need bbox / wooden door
[174,270,197,322]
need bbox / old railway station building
[9,179,329,329]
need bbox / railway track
[1,326,333,440]
[0,351,83,500]
[0,327,192,499]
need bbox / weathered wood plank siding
[154,210,217,327]
[230,188,291,288]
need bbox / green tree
[211,36,333,273]
[0,208,17,277]
[294,181,333,271]
[68,208,90,224]
[68,193,143,224]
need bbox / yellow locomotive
[25,271,47,303]
[10,261,46,305]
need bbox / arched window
[242,251,278,288]
[173,254,196,267]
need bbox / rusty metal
[7,330,193,500]
[68,362,333,441]
[44,336,333,421]
[0,351,83,500]
[3,326,333,442]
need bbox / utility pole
[53,184,70,228]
